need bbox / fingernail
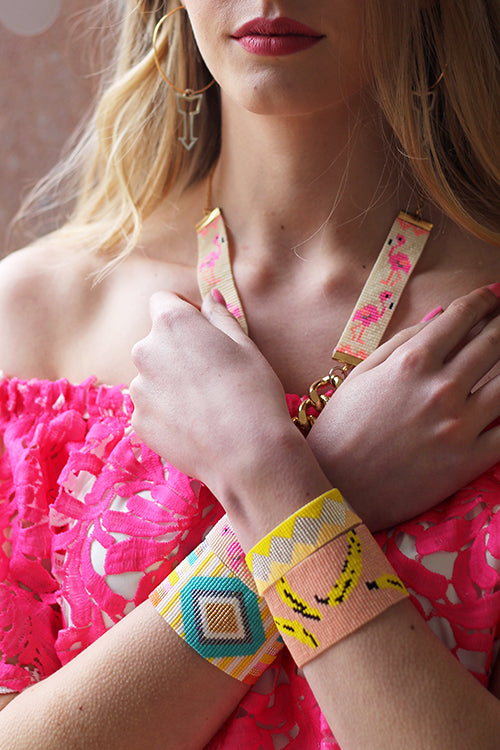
[488,283,500,299]
[211,288,226,305]
[420,306,443,322]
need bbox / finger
[149,290,200,322]
[132,293,205,373]
[346,319,428,375]
[420,306,444,323]
[417,286,500,363]
[345,308,444,376]
[201,289,249,344]
[468,371,500,431]
[448,310,500,389]
[473,421,500,479]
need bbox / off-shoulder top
[0,376,499,749]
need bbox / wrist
[216,421,333,550]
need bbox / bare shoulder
[0,184,211,383]
[0,219,201,384]
[0,239,98,380]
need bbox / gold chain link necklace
[196,179,432,434]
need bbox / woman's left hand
[307,286,500,530]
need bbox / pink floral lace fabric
[0,378,499,749]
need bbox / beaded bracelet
[246,491,408,668]
[246,488,362,595]
[149,516,283,685]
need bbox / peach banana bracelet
[246,490,408,667]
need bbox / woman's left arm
[306,286,500,530]
[131,287,500,749]
[301,599,500,750]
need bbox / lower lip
[234,35,322,57]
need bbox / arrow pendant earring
[152,6,215,153]
[176,90,203,151]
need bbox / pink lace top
[1,377,499,749]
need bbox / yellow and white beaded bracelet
[246,491,408,668]
[150,516,283,685]
[245,489,362,596]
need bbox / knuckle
[483,326,500,351]
[130,407,140,432]
[422,377,463,432]
[448,296,478,322]
[130,410,148,444]
[436,414,463,448]
[429,376,458,406]
[153,304,189,330]
[448,287,494,322]
[128,376,143,408]
[149,290,172,316]
[395,341,428,373]
[131,338,149,369]
[129,386,151,439]
[153,306,173,327]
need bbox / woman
[0,0,499,747]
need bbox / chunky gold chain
[292,363,352,435]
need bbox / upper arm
[0,245,66,379]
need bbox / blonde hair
[13,0,500,267]
[13,0,219,269]
[365,0,500,245]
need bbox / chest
[229,255,497,395]
[59,230,500,392]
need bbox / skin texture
[131,286,500,544]
[0,0,499,746]
[0,602,248,750]
[130,287,500,749]
[184,0,368,116]
[307,289,500,529]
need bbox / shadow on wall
[0,0,103,257]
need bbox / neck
[211,92,419,265]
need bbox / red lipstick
[232,17,324,57]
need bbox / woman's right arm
[2,284,499,748]
[0,600,248,749]
[0,249,248,748]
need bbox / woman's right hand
[307,285,500,531]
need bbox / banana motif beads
[247,495,409,667]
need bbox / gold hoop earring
[153,6,215,151]
[412,65,447,115]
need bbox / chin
[226,88,363,120]
[223,81,325,117]
[219,64,367,119]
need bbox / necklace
[196,190,433,434]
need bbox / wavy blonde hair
[366,0,500,245]
[13,0,500,268]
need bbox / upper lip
[232,17,323,38]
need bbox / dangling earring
[152,6,215,151]
[412,65,447,114]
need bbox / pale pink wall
[0,0,102,256]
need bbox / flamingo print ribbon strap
[149,516,283,685]
[246,489,362,596]
[333,212,433,367]
[196,208,249,334]
[259,523,408,668]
